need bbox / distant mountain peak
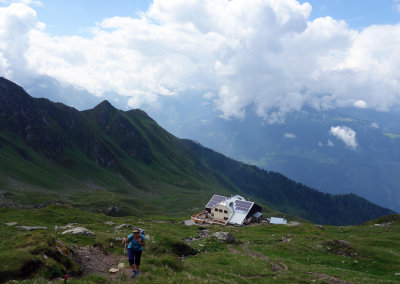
[0,76,10,83]
[94,100,116,110]
[0,77,32,104]
[90,100,119,119]
[0,77,25,93]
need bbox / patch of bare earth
[227,242,288,273]
[241,242,271,263]
[307,272,353,284]
[238,274,270,279]
[73,246,133,281]
[227,244,241,254]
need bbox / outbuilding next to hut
[269,217,287,225]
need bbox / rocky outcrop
[113,224,133,230]
[61,227,95,236]
[324,239,359,257]
[55,223,79,231]
[106,206,120,216]
[17,226,48,231]
[184,228,210,243]
[211,232,235,243]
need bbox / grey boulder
[61,227,95,236]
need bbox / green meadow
[1,205,399,283]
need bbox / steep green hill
[0,77,394,225]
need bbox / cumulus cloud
[1,0,400,120]
[353,100,368,108]
[330,126,358,149]
[0,3,43,83]
[284,133,296,139]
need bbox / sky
[301,0,400,28]
[1,0,400,123]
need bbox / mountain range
[0,77,394,225]
[25,76,400,213]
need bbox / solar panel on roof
[206,195,227,208]
[234,200,253,213]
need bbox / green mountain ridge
[0,77,394,225]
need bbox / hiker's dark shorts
[128,248,142,266]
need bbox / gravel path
[73,246,132,281]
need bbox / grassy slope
[0,206,399,283]
[0,101,261,217]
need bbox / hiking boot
[135,271,141,277]
[130,270,137,278]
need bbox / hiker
[122,228,146,278]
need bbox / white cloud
[353,100,368,109]
[284,133,296,139]
[0,3,43,83]
[318,140,334,147]
[1,1,400,119]
[330,126,358,149]
[370,122,379,129]
[203,92,216,99]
